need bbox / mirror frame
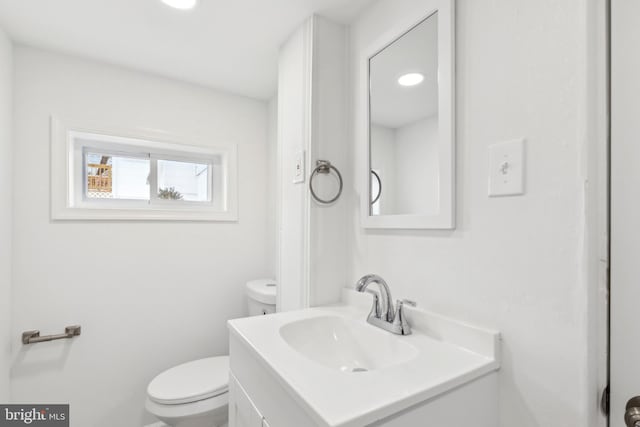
[360,0,455,229]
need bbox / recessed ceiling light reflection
[161,0,198,10]
[397,73,425,87]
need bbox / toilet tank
[245,279,277,315]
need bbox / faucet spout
[355,274,393,322]
[355,275,414,336]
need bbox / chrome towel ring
[371,170,382,204]
[309,160,343,204]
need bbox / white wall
[371,117,439,215]
[266,96,278,278]
[370,124,398,215]
[0,26,12,403]
[276,15,350,310]
[308,16,349,307]
[11,47,271,427]
[395,115,439,214]
[348,1,602,426]
[370,124,397,215]
[276,18,313,311]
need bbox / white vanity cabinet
[228,332,319,427]
[228,373,265,427]
[227,300,501,427]
[229,343,497,427]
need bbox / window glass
[157,159,210,202]
[85,152,150,200]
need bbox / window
[51,118,237,221]
[85,151,150,201]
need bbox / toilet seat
[145,390,229,423]
[147,356,229,405]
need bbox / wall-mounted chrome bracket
[22,325,82,345]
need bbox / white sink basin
[228,292,500,427]
[279,315,419,372]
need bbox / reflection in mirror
[369,13,439,216]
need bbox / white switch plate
[488,139,525,197]
[293,149,305,184]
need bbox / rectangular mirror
[362,0,454,229]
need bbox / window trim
[51,117,238,221]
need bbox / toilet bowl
[145,356,229,427]
[145,279,276,427]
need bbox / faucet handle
[392,299,413,335]
[364,289,381,318]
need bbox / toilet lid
[246,279,277,305]
[147,356,229,405]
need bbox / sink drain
[351,367,368,373]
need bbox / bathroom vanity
[227,291,500,427]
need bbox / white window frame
[51,117,238,221]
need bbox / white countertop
[228,291,500,427]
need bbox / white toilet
[145,279,277,427]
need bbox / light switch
[293,149,305,184]
[488,139,525,197]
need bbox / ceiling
[370,13,438,129]
[0,0,374,100]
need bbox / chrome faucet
[355,274,415,335]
